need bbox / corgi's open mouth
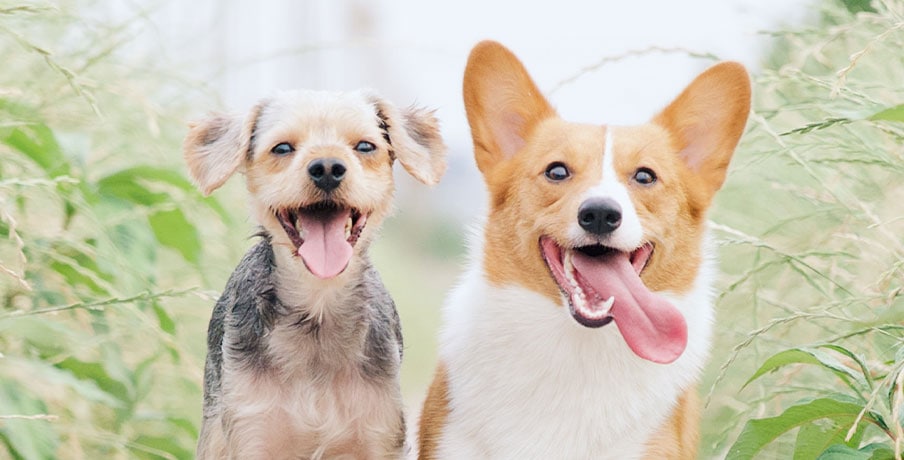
[275,202,368,280]
[539,236,687,364]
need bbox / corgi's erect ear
[182,102,266,196]
[463,41,555,174]
[653,62,751,196]
[371,97,447,186]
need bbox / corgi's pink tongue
[571,251,688,364]
[297,210,352,279]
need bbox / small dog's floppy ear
[371,97,447,186]
[653,62,751,198]
[183,102,266,195]
[463,40,555,175]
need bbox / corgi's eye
[545,162,570,182]
[354,141,376,154]
[271,143,295,155]
[633,167,657,185]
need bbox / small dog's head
[463,41,750,363]
[183,90,446,280]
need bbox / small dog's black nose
[578,198,622,235]
[307,158,346,193]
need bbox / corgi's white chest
[435,266,713,459]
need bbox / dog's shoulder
[203,239,278,401]
[355,263,404,372]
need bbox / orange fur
[419,40,750,457]
[417,364,450,460]
[643,388,701,459]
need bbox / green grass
[1,0,902,459]
[700,1,904,457]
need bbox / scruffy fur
[417,41,749,459]
[184,90,446,459]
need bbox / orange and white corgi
[417,41,750,459]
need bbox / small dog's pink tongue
[297,210,352,279]
[571,251,687,364]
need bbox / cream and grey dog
[183,90,446,459]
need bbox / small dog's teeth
[295,217,303,234]
[344,216,352,239]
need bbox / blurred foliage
[1,0,902,459]
[703,0,904,458]
[0,2,235,458]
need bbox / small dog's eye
[354,141,376,154]
[633,167,657,185]
[545,162,570,182]
[271,143,295,156]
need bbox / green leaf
[743,347,868,392]
[168,416,199,438]
[857,443,896,460]
[816,443,896,460]
[130,434,193,460]
[794,415,864,460]
[1,316,88,357]
[0,123,71,178]
[0,381,58,460]
[96,174,170,206]
[29,359,123,408]
[152,301,176,335]
[56,357,131,405]
[816,344,873,389]
[869,104,904,122]
[96,165,232,222]
[47,241,113,295]
[148,208,201,264]
[726,396,869,460]
[104,166,196,192]
[839,0,877,13]
[817,444,871,460]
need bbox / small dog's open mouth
[275,202,369,280]
[539,236,687,364]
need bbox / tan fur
[417,364,450,460]
[419,41,750,457]
[643,388,701,459]
[186,90,447,459]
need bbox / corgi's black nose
[308,158,346,193]
[578,198,622,235]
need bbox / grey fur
[200,235,405,457]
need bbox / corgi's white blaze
[569,129,644,252]
[433,237,716,459]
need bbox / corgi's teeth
[295,217,303,233]
[344,216,353,239]
[563,250,587,303]
[600,295,615,313]
[564,251,576,285]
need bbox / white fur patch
[432,235,715,458]
[568,129,644,251]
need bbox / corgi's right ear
[183,102,265,195]
[463,41,555,174]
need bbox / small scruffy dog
[183,90,446,459]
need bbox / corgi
[417,41,750,459]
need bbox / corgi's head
[464,41,750,364]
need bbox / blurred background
[1,0,902,458]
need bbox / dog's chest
[223,363,402,458]
[437,274,711,459]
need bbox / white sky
[147,0,812,218]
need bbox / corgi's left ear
[371,97,447,186]
[653,62,751,196]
